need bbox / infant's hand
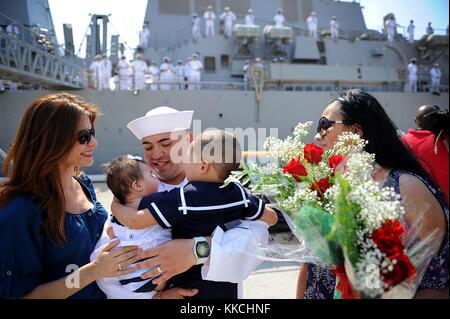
[106,224,116,239]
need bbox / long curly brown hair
[0,93,99,245]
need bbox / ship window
[204,56,216,72]
[221,0,250,15]
[221,55,229,68]
[159,0,190,15]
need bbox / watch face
[196,241,210,258]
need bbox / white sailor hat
[127,106,194,140]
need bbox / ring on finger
[118,263,123,271]
[156,266,162,274]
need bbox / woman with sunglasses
[297,89,448,299]
[0,93,140,298]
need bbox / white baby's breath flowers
[281,185,321,214]
[332,132,368,156]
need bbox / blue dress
[0,175,108,299]
[304,169,449,299]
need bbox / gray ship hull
[1,90,448,175]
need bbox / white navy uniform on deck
[430,66,442,93]
[330,19,339,41]
[140,180,265,299]
[159,62,175,90]
[89,60,102,89]
[219,10,237,38]
[131,59,148,90]
[407,62,418,92]
[100,58,112,90]
[188,58,203,90]
[139,26,150,48]
[274,13,285,27]
[117,59,130,90]
[203,10,216,36]
[306,15,318,39]
[245,14,255,26]
[148,65,160,91]
[192,16,201,40]
[386,19,396,43]
[174,64,185,90]
[407,23,415,44]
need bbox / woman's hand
[135,239,197,284]
[91,239,140,279]
[155,287,198,299]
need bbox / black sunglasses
[317,117,353,136]
[77,127,95,144]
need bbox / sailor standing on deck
[117,55,130,90]
[330,16,339,41]
[203,5,216,37]
[160,57,175,91]
[89,55,102,90]
[188,53,203,90]
[274,9,285,27]
[148,62,160,91]
[407,58,418,92]
[385,16,397,43]
[192,13,201,41]
[243,60,250,90]
[219,7,236,38]
[139,22,151,49]
[131,54,148,91]
[245,9,255,26]
[407,20,415,44]
[174,60,185,90]
[430,63,442,95]
[306,12,318,40]
[426,22,434,35]
[100,55,112,90]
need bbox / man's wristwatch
[192,236,210,265]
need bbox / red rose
[328,155,345,173]
[381,253,416,288]
[372,220,406,257]
[310,177,332,198]
[303,143,324,164]
[283,156,308,182]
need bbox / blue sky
[48,0,449,58]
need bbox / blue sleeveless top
[305,169,449,299]
[0,175,108,299]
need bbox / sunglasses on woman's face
[316,117,351,137]
[77,127,95,145]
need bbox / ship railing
[0,32,85,89]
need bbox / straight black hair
[331,89,434,183]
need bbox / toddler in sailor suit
[111,130,278,299]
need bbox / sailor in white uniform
[139,22,151,49]
[192,13,202,41]
[89,54,102,90]
[407,20,415,44]
[330,16,339,41]
[131,54,148,91]
[159,57,175,91]
[203,5,216,37]
[385,16,397,43]
[273,9,285,27]
[407,58,418,92]
[117,55,130,90]
[100,55,112,90]
[426,22,434,35]
[306,12,318,40]
[430,63,442,95]
[245,9,255,26]
[174,60,185,90]
[148,62,160,91]
[187,53,203,90]
[91,106,270,299]
[219,6,236,38]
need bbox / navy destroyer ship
[0,0,448,175]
